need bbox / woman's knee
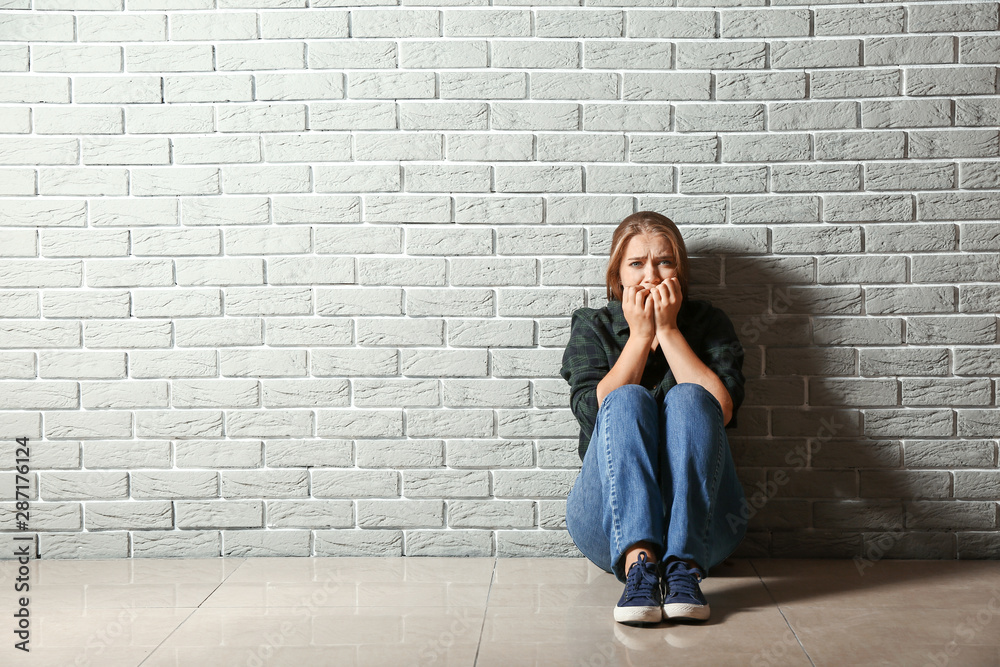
[602,383,656,412]
[665,382,722,415]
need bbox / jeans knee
[605,383,655,407]
[666,382,720,413]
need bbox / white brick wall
[0,2,998,560]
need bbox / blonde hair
[605,211,690,302]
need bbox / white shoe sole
[663,602,710,622]
[614,604,664,625]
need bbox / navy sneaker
[614,552,664,625]
[662,560,710,622]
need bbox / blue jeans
[565,383,746,583]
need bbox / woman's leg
[659,382,746,572]
[565,384,664,583]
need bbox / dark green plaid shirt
[560,297,746,461]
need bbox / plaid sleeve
[560,308,609,449]
[699,307,746,427]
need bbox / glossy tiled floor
[1,557,998,666]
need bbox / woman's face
[619,233,678,292]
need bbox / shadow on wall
[685,252,973,561]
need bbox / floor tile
[143,605,485,666]
[224,556,496,585]
[477,603,808,666]
[752,559,1000,609]
[784,606,1000,667]
[0,607,195,667]
[202,581,490,608]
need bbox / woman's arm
[648,278,735,424]
[657,328,734,425]
[596,335,652,408]
[596,285,656,408]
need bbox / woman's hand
[649,276,683,333]
[622,285,655,343]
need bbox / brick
[903,378,991,407]
[356,439,442,468]
[721,8,810,37]
[494,470,575,498]
[866,162,954,191]
[813,317,901,345]
[310,102,396,130]
[127,44,214,73]
[681,165,766,194]
[906,66,996,96]
[176,501,262,529]
[352,9,438,37]
[317,409,404,438]
[913,253,1000,285]
[41,471,128,501]
[773,164,859,192]
[627,10,715,39]
[910,130,999,159]
[40,533,128,559]
[630,134,717,163]
[730,196,819,224]
[401,40,487,69]
[400,350,490,378]
[906,501,995,530]
[86,501,173,530]
[584,104,670,132]
[491,103,580,131]
[907,316,995,345]
[357,500,442,528]
[772,39,860,69]
[448,500,534,528]
[624,73,711,101]
[260,9,348,38]
[772,225,861,254]
[267,500,352,529]
[814,501,902,531]
[866,286,955,315]
[444,9,530,37]
[439,72,528,100]
[817,6,903,35]
[134,288,223,318]
[960,286,1000,314]
[909,3,999,33]
[717,71,804,100]
[824,194,912,222]
[78,14,165,41]
[867,35,955,66]
[314,530,402,556]
[494,40,583,69]
[961,35,1000,64]
[810,439,901,469]
[810,69,901,99]
[586,41,672,69]
[403,469,490,497]
[406,409,493,438]
[0,14,75,41]
[959,409,1000,438]
[675,104,764,132]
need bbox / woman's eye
[660,260,673,266]
[630,262,642,267]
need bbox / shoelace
[623,555,659,602]
[666,564,703,600]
